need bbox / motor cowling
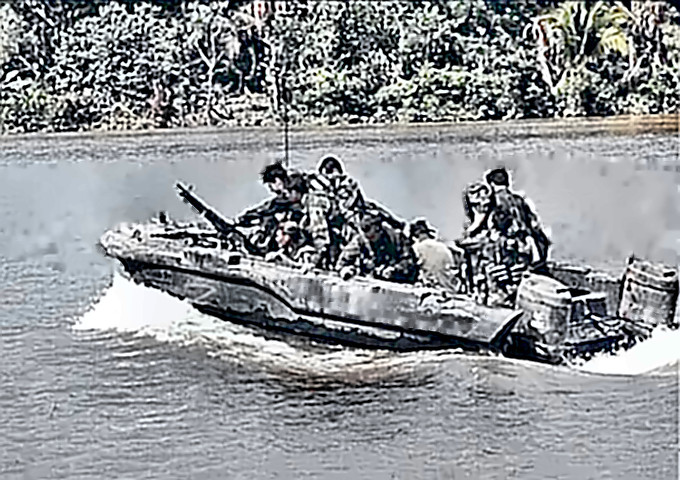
[618,257,679,328]
[515,273,572,345]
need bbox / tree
[528,1,635,95]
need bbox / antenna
[281,76,291,167]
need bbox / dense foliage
[0,0,678,133]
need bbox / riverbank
[1,114,677,146]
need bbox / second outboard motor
[618,257,679,328]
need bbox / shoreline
[0,114,677,145]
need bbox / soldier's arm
[295,245,320,269]
[235,197,287,227]
[336,177,365,213]
[365,200,405,231]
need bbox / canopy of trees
[0,0,677,134]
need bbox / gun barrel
[176,182,209,214]
[174,181,261,255]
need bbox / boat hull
[102,221,526,354]
[120,256,519,353]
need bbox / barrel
[515,273,572,344]
[617,258,679,328]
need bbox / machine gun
[175,182,262,255]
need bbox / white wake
[578,326,680,376]
[73,274,444,382]
[75,274,679,377]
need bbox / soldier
[457,169,550,305]
[311,155,365,265]
[456,181,501,301]
[408,218,462,291]
[337,212,418,284]
[284,173,332,268]
[314,155,406,265]
[484,168,551,270]
[316,155,365,220]
[461,180,495,239]
[264,221,317,269]
[234,162,299,253]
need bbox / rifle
[175,182,262,255]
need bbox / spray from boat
[74,273,679,377]
[73,273,455,381]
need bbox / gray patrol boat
[98,183,679,365]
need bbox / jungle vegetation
[0,0,677,133]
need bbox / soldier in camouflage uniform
[457,169,550,305]
[314,155,406,266]
[337,212,418,284]
[283,174,332,268]
[456,180,500,302]
[234,162,294,253]
[484,168,550,271]
[311,155,365,265]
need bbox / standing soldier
[312,155,365,266]
[313,154,406,266]
[484,168,551,271]
[457,169,551,305]
[456,180,500,302]
[284,173,332,268]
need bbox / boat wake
[577,326,680,376]
[74,274,679,379]
[73,274,449,383]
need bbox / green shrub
[0,0,677,133]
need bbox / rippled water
[0,127,678,479]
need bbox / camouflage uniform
[235,196,301,253]
[459,178,550,304]
[328,174,364,247]
[235,170,313,254]
[337,219,418,284]
[305,172,360,266]
[313,172,406,267]
[332,174,365,218]
[457,181,514,303]
[478,188,550,303]
[492,188,550,268]
[298,186,332,268]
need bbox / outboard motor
[618,257,679,328]
[511,273,624,363]
[515,274,572,345]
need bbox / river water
[0,126,678,479]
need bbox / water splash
[73,274,450,383]
[74,273,195,334]
[75,275,678,379]
[577,326,680,376]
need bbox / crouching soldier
[264,221,318,270]
[337,212,418,284]
[409,218,463,292]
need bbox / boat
[98,182,679,366]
